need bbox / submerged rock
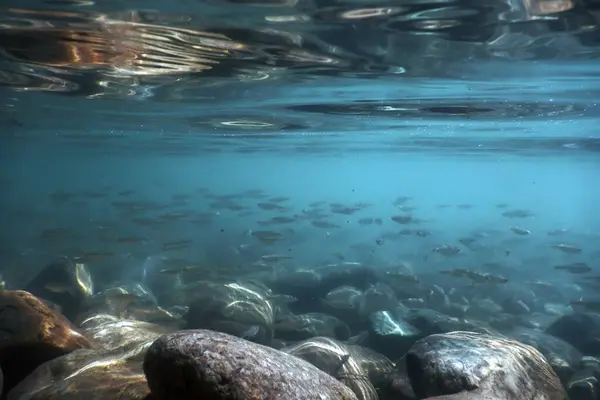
[510,327,582,384]
[76,283,182,328]
[24,257,93,320]
[144,329,359,400]
[79,314,172,351]
[282,336,395,400]
[546,313,600,355]
[566,356,600,400]
[184,280,277,345]
[6,338,151,400]
[367,309,421,360]
[270,263,378,302]
[405,331,567,400]
[0,290,94,396]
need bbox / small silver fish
[510,227,531,235]
[241,325,260,340]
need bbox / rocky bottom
[1,258,598,400]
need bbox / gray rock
[6,338,151,400]
[80,314,172,351]
[566,356,600,400]
[282,336,394,400]
[144,329,359,400]
[509,327,582,384]
[406,331,567,400]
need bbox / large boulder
[406,331,567,400]
[0,290,94,396]
[143,329,359,400]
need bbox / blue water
[0,0,599,290]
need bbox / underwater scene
[0,0,600,399]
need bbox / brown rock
[0,290,94,396]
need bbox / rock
[79,314,172,351]
[6,339,151,400]
[143,329,359,400]
[510,327,582,384]
[566,356,600,400]
[546,313,600,355]
[367,307,497,361]
[367,309,421,360]
[76,284,182,329]
[184,280,276,345]
[269,263,378,307]
[384,359,417,400]
[358,283,399,316]
[24,258,93,320]
[282,336,394,400]
[0,290,94,396]
[406,331,567,400]
[320,286,365,330]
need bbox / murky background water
[1,0,599,286]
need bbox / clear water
[1,1,600,303]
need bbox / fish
[116,236,147,244]
[159,265,204,275]
[554,262,591,274]
[258,202,285,211]
[549,244,582,254]
[441,268,508,284]
[510,227,531,235]
[44,281,77,295]
[502,209,534,218]
[432,245,461,256]
[391,215,413,224]
[547,228,569,236]
[162,240,192,251]
[261,254,293,262]
[75,252,115,262]
[269,196,290,203]
[105,293,142,318]
[251,230,283,243]
[241,325,260,340]
[312,221,339,229]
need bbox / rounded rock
[144,329,359,400]
[0,290,94,396]
[406,331,567,400]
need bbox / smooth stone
[566,356,600,400]
[510,327,582,384]
[0,290,94,396]
[184,281,275,345]
[406,331,567,400]
[282,336,393,400]
[24,258,93,320]
[546,313,600,354]
[144,329,359,400]
[79,314,172,351]
[6,339,152,400]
